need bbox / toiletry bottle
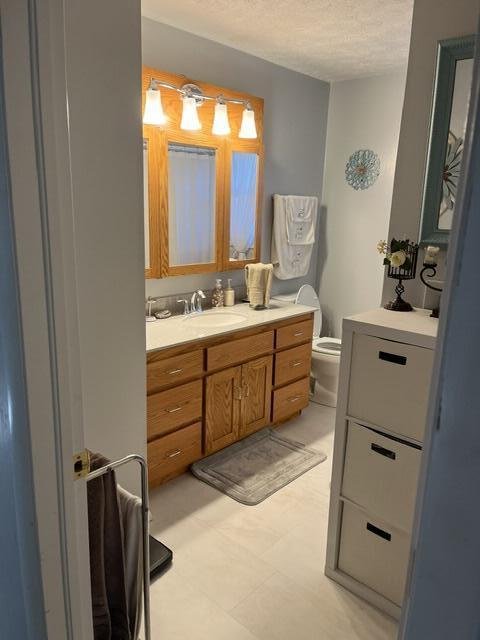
[224,279,235,307]
[212,278,224,307]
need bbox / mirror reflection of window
[143,139,150,270]
[229,151,258,261]
[168,143,216,266]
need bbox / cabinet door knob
[234,386,243,400]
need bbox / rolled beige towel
[245,263,273,308]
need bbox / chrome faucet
[191,289,206,313]
[177,298,191,315]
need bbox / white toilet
[271,284,341,407]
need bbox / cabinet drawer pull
[167,368,183,375]
[371,442,396,460]
[291,360,303,367]
[288,395,301,403]
[378,351,407,366]
[165,448,182,459]
[366,522,391,542]
[293,331,304,337]
[165,404,185,414]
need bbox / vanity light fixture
[212,99,231,135]
[180,96,202,131]
[144,76,257,139]
[239,104,257,139]
[143,85,167,125]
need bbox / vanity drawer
[148,422,202,487]
[274,343,312,387]
[348,334,434,442]
[272,376,310,423]
[275,318,313,350]
[338,502,410,606]
[342,422,421,531]
[207,330,274,371]
[147,350,204,394]
[147,380,203,440]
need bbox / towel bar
[85,454,151,640]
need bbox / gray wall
[319,72,406,337]
[142,18,330,301]
[382,0,480,308]
[67,0,146,490]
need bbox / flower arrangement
[378,238,419,312]
[377,238,413,271]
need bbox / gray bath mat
[190,428,326,505]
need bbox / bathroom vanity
[325,308,438,619]
[146,304,314,487]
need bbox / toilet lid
[313,337,341,356]
[295,284,322,336]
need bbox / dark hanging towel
[87,452,131,640]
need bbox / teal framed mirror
[419,35,475,246]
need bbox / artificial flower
[389,250,407,268]
[377,240,388,254]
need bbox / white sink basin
[183,310,247,328]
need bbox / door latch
[73,449,91,479]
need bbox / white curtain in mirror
[229,152,258,260]
[168,143,216,266]
[143,139,150,269]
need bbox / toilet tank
[271,285,322,336]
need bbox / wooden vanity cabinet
[146,312,313,487]
[240,355,273,439]
[205,355,273,455]
[205,366,242,454]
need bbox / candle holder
[384,239,419,312]
[420,262,443,318]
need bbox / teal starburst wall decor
[345,149,380,190]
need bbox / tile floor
[147,403,398,639]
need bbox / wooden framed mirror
[160,132,225,277]
[142,66,264,279]
[223,140,264,270]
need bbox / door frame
[401,24,480,639]
[1,0,92,637]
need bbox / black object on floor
[149,536,173,579]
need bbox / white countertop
[344,307,438,350]
[146,302,315,353]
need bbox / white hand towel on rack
[271,194,318,280]
[118,486,143,640]
[285,195,317,245]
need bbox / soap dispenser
[224,279,235,307]
[212,278,224,307]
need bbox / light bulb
[212,102,231,135]
[143,87,167,125]
[239,107,257,139]
[181,96,201,131]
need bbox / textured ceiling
[141,0,414,82]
